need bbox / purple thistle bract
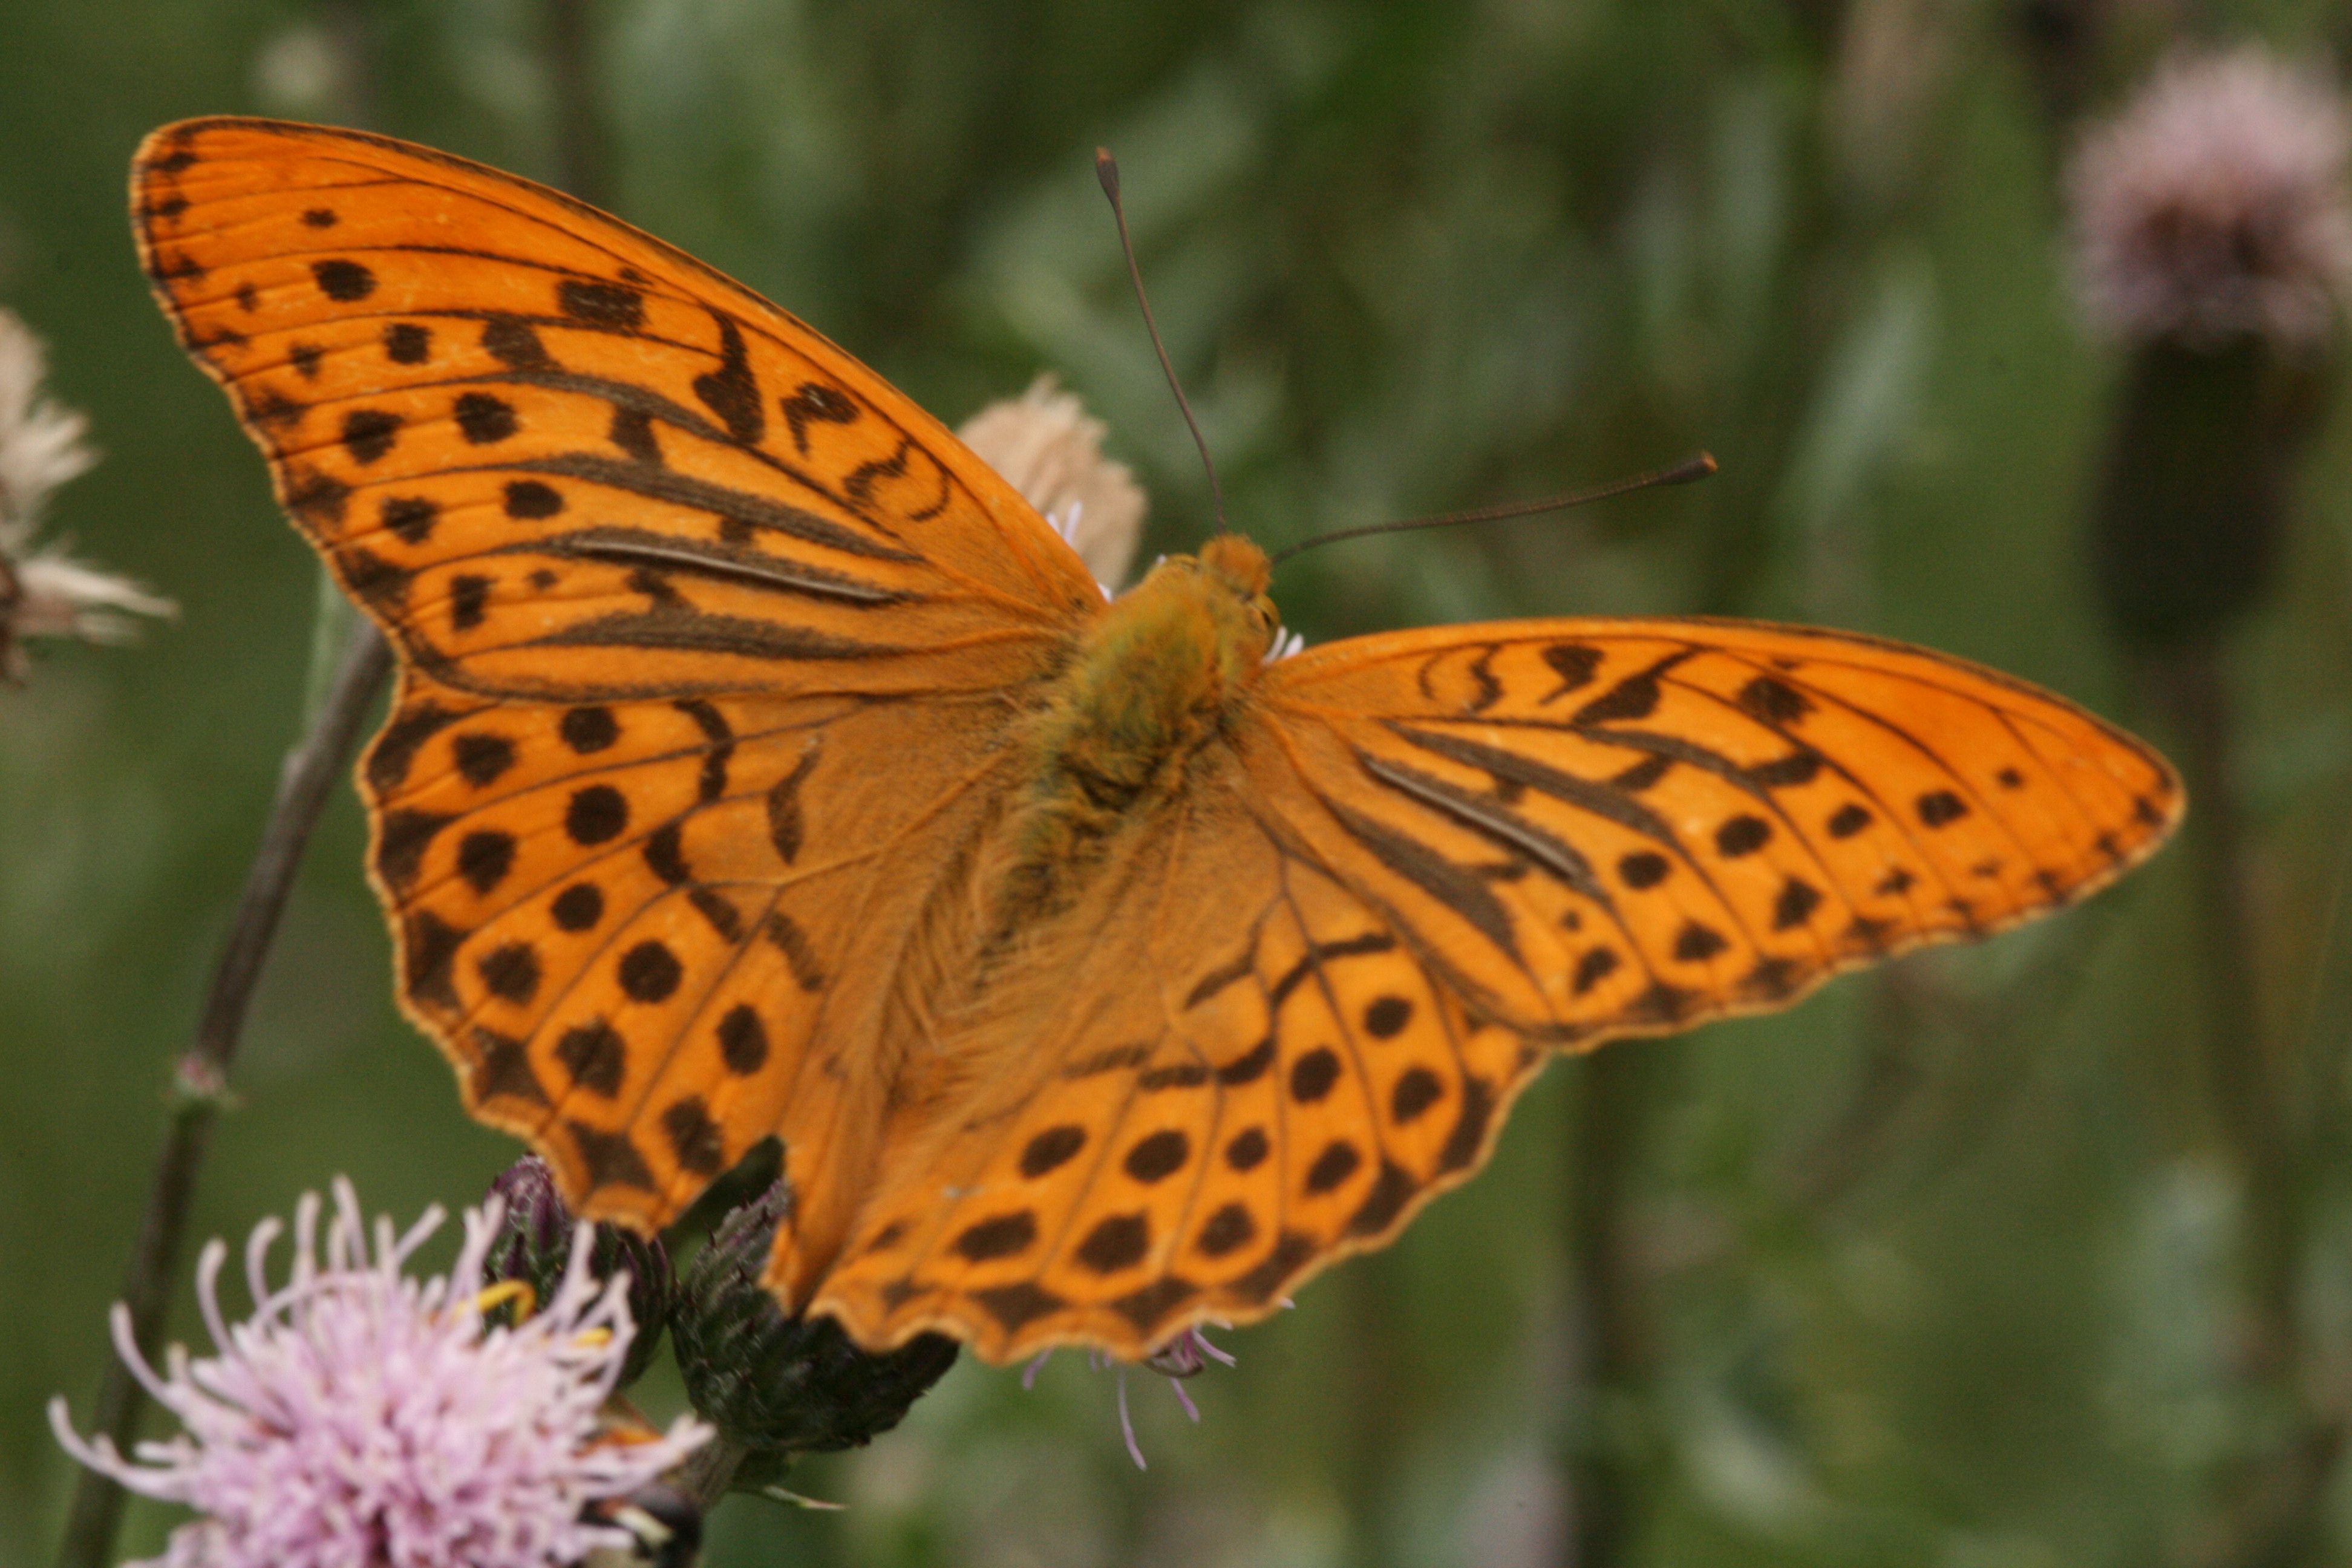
[51,1178,708,1568]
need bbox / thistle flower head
[51,1178,708,1568]
[670,1179,958,1462]
[483,1154,675,1386]
[2069,47,2352,347]
[0,308,172,679]
[958,375,1147,594]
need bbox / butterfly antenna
[1097,148,1230,535]
[1266,451,1719,567]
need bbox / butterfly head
[1186,532,1280,675]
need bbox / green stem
[54,621,391,1568]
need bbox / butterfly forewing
[1257,618,2181,1040]
[133,119,1102,707]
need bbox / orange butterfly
[132,119,2181,1364]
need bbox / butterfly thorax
[988,535,1278,935]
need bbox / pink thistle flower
[2069,47,2352,347]
[51,1179,709,1568]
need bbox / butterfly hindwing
[812,760,1540,1361]
[368,669,1024,1231]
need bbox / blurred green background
[7,1,2352,1564]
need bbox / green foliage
[5,1,2351,1564]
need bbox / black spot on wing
[662,1097,726,1175]
[1918,790,1969,827]
[557,1020,627,1096]
[1076,1214,1150,1273]
[402,910,465,1012]
[1230,1230,1316,1304]
[385,322,431,364]
[552,883,604,931]
[382,495,438,545]
[311,259,373,300]
[781,382,858,456]
[567,1122,657,1191]
[1111,1276,1198,1333]
[687,885,745,943]
[375,809,451,891]
[956,1212,1037,1261]
[558,278,644,329]
[454,392,517,444]
[482,316,555,370]
[1540,643,1602,702]
[469,1026,547,1106]
[691,313,765,445]
[765,743,820,864]
[1348,1162,1416,1236]
[717,1004,768,1074]
[1737,675,1812,725]
[1021,1125,1086,1178]
[367,702,458,795]
[760,910,827,992]
[973,1281,1065,1333]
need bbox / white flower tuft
[959,375,1147,594]
[0,308,173,678]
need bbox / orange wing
[812,617,2179,1361]
[813,742,1534,1362]
[132,118,1099,1234]
[1252,618,2180,1038]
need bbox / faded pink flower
[51,1179,708,1568]
[959,374,1147,594]
[2069,47,2352,346]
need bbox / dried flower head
[51,1178,708,1568]
[0,309,172,678]
[2069,48,2352,347]
[958,375,1147,593]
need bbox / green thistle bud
[483,1154,674,1387]
[673,1180,957,1463]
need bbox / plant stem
[675,1435,750,1514]
[541,0,613,210]
[1563,1044,1662,1566]
[54,619,391,1568]
[2143,645,2342,1567]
